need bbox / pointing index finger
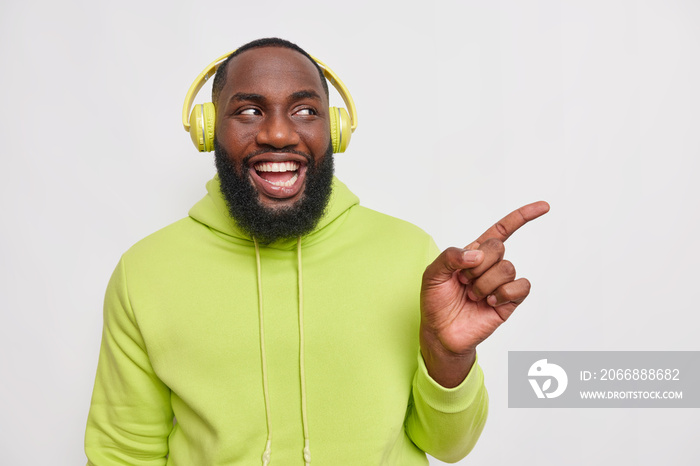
[472,201,550,246]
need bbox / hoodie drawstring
[254,239,273,465]
[254,237,311,465]
[297,237,311,466]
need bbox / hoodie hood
[188,175,360,250]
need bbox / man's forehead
[223,47,325,92]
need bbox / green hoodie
[85,177,488,465]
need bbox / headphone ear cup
[329,106,351,153]
[189,102,216,152]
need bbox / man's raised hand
[419,201,550,388]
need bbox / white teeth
[254,161,300,172]
[264,173,298,187]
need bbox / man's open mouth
[248,154,309,201]
[254,161,300,187]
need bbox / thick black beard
[214,139,334,245]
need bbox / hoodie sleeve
[85,257,173,465]
[405,353,489,462]
[403,236,489,462]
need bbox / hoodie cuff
[414,352,485,414]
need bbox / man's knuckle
[495,222,509,237]
[500,260,516,279]
[482,238,505,253]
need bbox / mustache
[242,148,313,167]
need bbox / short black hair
[211,37,329,106]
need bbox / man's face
[214,46,331,209]
[213,46,335,243]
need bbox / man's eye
[238,108,261,116]
[295,108,317,116]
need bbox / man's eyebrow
[229,92,266,104]
[291,90,322,100]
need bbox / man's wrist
[419,327,477,388]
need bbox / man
[85,38,549,465]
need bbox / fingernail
[487,295,497,306]
[462,250,482,262]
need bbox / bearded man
[85,37,548,465]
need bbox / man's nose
[255,112,301,148]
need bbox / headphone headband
[181,50,358,133]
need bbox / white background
[1,0,698,464]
